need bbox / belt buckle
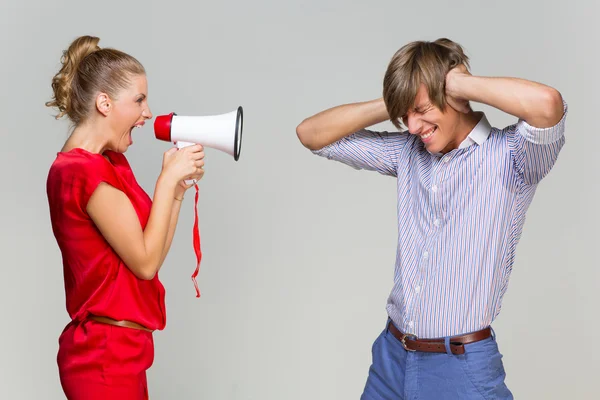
[401,333,418,352]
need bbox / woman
[45,35,204,399]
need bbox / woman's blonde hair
[383,38,470,129]
[46,35,145,125]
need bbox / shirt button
[408,321,414,328]
[442,156,450,163]
[423,251,429,259]
[431,185,438,192]
[415,286,421,293]
[434,219,441,227]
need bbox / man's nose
[406,114,423,134]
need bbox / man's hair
[383,38,470,129]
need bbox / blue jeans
[361,320,513,400]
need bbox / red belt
[388,321,491,355]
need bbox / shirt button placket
[432,183,442,229]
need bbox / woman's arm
[87,145,204,280]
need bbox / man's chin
[424,142,442,155]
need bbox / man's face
[402,84,464,154]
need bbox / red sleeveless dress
[46,148,166,399]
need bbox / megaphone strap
[191,183,202,297]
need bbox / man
[296,38,567,399]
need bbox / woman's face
[107,74,153,153]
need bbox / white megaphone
[155,106,243,158]
[154,106,243,185]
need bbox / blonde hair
[383,38,470,129]
[46,35,145,125]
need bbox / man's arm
[296,97,409,177]
[296,98,390,150]
[446,65,565,128]
[447,66,567,185]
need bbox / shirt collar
[430,112,492,156]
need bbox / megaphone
[153,107,244,299]
[154,106,243,161]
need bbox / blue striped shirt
[312,102,568,338]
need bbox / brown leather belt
[387,321,491,355]
[88,315,154,332]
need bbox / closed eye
[415,103,433,114]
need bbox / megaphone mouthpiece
[154,112,176,142]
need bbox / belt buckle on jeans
[401,333,417,352]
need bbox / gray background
[1,0,597,398]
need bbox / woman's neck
[62,122,109,154]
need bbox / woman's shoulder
[48,148,120,184]
[47,148,127,212]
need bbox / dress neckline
[57,147,121,166]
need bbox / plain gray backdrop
[1,0,597,398]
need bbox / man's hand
[445,64,472,114]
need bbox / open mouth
[129,121,144,133]
[127,122,144,145]
[132,121,145,130]
[420,126,437,143]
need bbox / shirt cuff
[311,145,331,158]
[516,100,568,145]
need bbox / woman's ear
[96,93,112,117]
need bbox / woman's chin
[116,134,133,152]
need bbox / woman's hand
[174,168,205,199]
[161,144,205,196]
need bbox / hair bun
[46,36,102,120]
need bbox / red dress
[46,148,167,399]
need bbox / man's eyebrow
[414,102,432,112]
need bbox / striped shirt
[312,102,568,338]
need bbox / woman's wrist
[156,173,179,198]
[173,182,186,201]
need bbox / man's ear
[96,93,112,117]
